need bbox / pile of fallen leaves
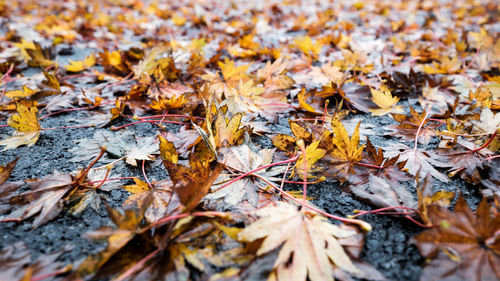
[0,0,499,280]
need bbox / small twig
[93,157,125,170]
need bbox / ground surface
[0,0,499,281]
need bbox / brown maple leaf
[0,242,71,281]
[205,143,285,208]
[159,136,222,211]
[387,106,438,145]
[1,173,73,228]
[414,196,500,281]
[349,139,413,208]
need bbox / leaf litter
[0,0,499,280]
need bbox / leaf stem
[93,168,110,189]
[255,174,372,231]
[114,248,161,281]
[414,107,431,152]
[213,155,299,192]
[85,177,135,185]
[42,124,95,131]
[31,265,72,281]
[471,131,497,153]
[355,162,383,169]
[110,120,187,131]
[142,160,152,188]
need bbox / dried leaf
[239,202,361,281]
[0,102,41,150]
[414,196,500,281]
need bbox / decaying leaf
[387,107,437,145]
[1,173,73,228]
[414,196,500,281]
[384,143,452,182]
[349,139,414,208]
[0,158,18,185]
[0,242,71,281]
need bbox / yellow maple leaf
[122,178,150,194]
[294,36,322,58]
[323,118,365,182]
[295,140,327,180]
[218,58,251,82]
[5,86,37,99]
[65,54,96,72]
[0,102,42,150]
[214,112,245,148]
[369,85,404,116]
[329,118,364,162]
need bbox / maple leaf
[194,108,247,154]
[163,126,200,157]
[471,107,500,134]
[387,106,437,145]
[322,118,365,182]
[272,120,326,179]
[218,58,251,83]
[416,174,455,226]
[75,206,145,278]
[368,84,404,116]
[239,202,361,281]
[70,130,158,167]
[122,178,181,223]
[349,139,414,208]
[0,158,18,185]
[435,138,493,184]
[383,143,452,182]
[160,136,222,211]
[0,101,42,150]
[14,39,54,68]
[205,143,285,208]
[414,196,500,281]
[255,57,294,92]
[1,173,73,228]
[294,36,322,59]
[98,50,130,75]
[0,242,71,281]
[65,54,96,72]
[4,85,37,99]
[293,63,344,86]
